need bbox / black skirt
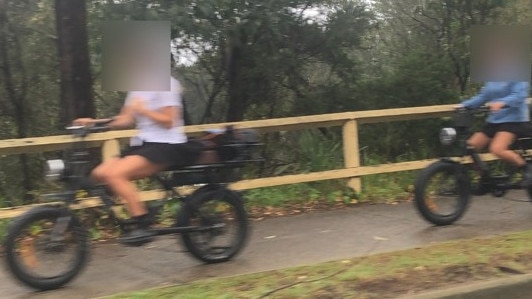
[121,140,204,168]
[481,122,532,138]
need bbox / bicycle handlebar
[457,104,509,113]
[456,106,489,113]
[66,122,110,137]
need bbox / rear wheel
[414,161,471,226]
[177,188,248,263]
[4,207,90,290]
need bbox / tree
[372,0,506,94]
[55,0,95,125]
[85,1,375,122]
[0,0,37,200]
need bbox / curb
[401,274,532,299]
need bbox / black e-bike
[3,123,261,290]
[414,107,532,226]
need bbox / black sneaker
[521,164,532,188]
[118,213,155,246]
[118,228,155,246]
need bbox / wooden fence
[0,103,507,218]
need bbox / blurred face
[102,21,171,91]
[470,25,531,82]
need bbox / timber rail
[0,102,518,219]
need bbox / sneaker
[118,213,155,246]
[118,228,155,246]
[521,164,532,188]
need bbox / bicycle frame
[43,125,260,234]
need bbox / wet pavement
[3,191,532,298]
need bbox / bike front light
[45,159,65,181]
[439,128,457,146]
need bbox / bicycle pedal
[120,218,139,225]
[147,203,164,215]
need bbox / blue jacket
[461,81,530,123]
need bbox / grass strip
[104,230,532,299]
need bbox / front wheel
[4,206,90,290]
[177,188,249,263]
[414,161,471,226]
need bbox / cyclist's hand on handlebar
[488,101,506,112]
[72,118,95,126]
[72,117,114,127]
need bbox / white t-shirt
[125,77,187,144]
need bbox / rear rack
[161,141,264,186]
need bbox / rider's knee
[489,143,507,156]
[91,159,125,183]
[466,141,480,151]
[90,166,106,183]
[91,164,120,183]
[96,169,125,184]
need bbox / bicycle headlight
[439,128,457,146]
[45,159,65,181]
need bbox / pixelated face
[470,25,531,82]
[102,21,171,91]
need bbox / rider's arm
[497,81,530,108]
[128,97,178,129]
[461,84,490,108]
[72,99,135,129]
[107,105,135,129]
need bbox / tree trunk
[225,29,248,122]
[226,47,248,122]
[55,0,94,125]
[0,1,34,201]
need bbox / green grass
[360,171,416,203]
[105,230,532,299]
[245,170,414,208]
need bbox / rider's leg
[489,131,524,166]
[91,157,120,183]
[97,155,163,217]
[467,132,491,151]
[490,131,532,186]
[96,155,165,243]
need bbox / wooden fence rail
[0,102,515,219]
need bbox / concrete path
[2,190,532,298]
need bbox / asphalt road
[3,190,532,299]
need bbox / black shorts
[121,140,204,168]
[481,122,532,138]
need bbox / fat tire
[177,189,248,263]
[4,206,90,290]
[526,186,532,202]
[414,161,470,226]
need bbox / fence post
[101,139,121,162]
[342,119,361,192]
